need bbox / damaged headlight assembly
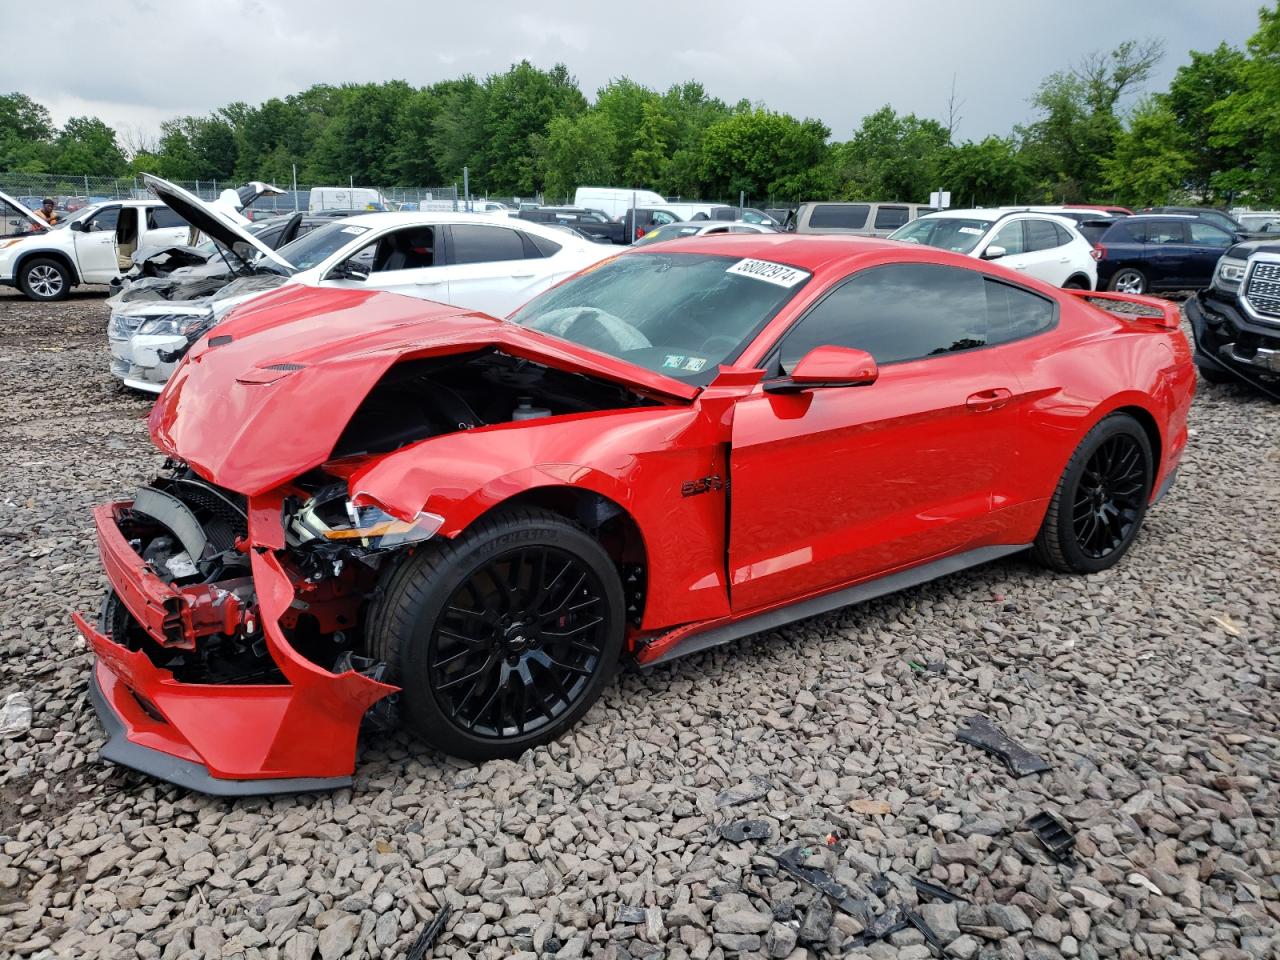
[135,310,217,341]
[289,486,445,553]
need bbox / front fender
[345,406,735,630]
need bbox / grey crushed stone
[0,289,1276,959]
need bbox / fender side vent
[208,335,233,347]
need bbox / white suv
[0,191,191,300]
[889,209,1097,289]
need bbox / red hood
[148,285,697,495]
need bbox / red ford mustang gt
[74,235,1194,794]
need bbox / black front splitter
[87,671,353,797]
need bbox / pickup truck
[517,207,626,244]
[1186,238,1280,399]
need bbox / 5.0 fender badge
[681,475,726,497]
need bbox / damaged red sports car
[75,235,1195,794]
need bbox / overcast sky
[0,0,1264,145]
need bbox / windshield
[269,220,368,272]
[890,217,994,254]
[510,252,810,384]
[1,198,47,239]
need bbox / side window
[526,233,562,257]
[84,206,121,233]
[985,279,1056,343]
[361,227,436,272]
[650,211,678,226]
[1189,222,1232,248]
[1026,219,1064,252]
[1052,222,1074,246]
[449,223,529,263]
[807,204,869,229]
[1146,221,1189,244]
[990,220,1026,255]
[873,206,911,230]
[779,263,988,370]
[146,207,187,230]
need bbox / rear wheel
[1107,267,1147,295]
[1033,413,1153,573]
[367,508,625,760]
[1063,275,1091,290]
[19,257,71,301]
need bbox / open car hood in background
[143,174,294,272]
[0,189,48,231]
[149,286,699,496]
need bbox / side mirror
[765,345,879,393]
[981,244,1007,260]
[70,219,87,232]
[331,261,369,282]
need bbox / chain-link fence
[0,171,481,213]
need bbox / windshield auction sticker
[726,258,810,288]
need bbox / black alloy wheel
[368,507,625,760]
[429,546,608,738]
[1033,412,1153,573]
[1070,433,1147,559]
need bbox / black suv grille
[1245,262,1280,317]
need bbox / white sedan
[889,209,1098,289]
[109,175,616,393]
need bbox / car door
[323,225,451,302]
[984,218,1032,275]
[443,222,553,315]
[1186,222,1235,286]
[727,262,1028,613]
[73,205,124,281]
[1021,218,1075,285]
[1143,220,1192,287]
[143,206,193,248]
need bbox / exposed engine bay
[334,347,661,456]
[107,351,655,689]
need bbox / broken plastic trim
[956,714,1052,776]
[720,819,773,843]
[1027,810,1076,864]
[775,845,870,919]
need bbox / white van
[574,187,666,220]
[309,187,393,213]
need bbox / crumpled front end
[1187,287,1280,400]
[75,470,396,795]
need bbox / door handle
[415,278,445,286]
[511,272,535,278]
[966,387,1013,412]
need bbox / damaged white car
[108,174,617,394]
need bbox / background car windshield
[510,252,808,383]
[271,220,368,271]
[890,217,994,253]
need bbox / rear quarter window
[807,204,870,229]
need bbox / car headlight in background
[290,486,445,551]
[1216,257,1247,291]
[135,311,217,341]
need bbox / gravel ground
[0,287,1277,960]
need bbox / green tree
[1019,39,1164,201]
[53,117,126,176]
[698,108,831,201]
[1162,43,1248,201]
[429,77,489,185]
[535,111,617,200]
[836,106,949,201]
[1101,98,1193,205]
[480,62,587,194]
[309,81,412,184]
[0,92,56,171]
[1210,4,1280,201]
[940,136,1030,206]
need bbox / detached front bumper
[75,498,396,795]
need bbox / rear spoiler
[1066,289,1181,329]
